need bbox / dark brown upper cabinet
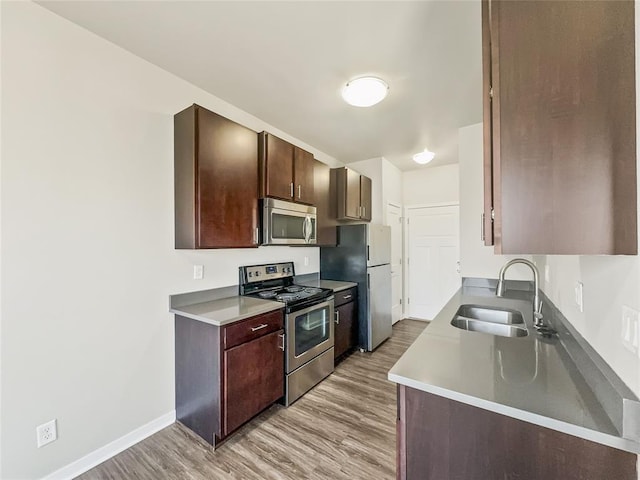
[334,167,373,222]
[314,159,338,245]
[482,0,637,255]
[259,132,315,205]
[174,104,259,249]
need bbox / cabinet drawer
[223,309,284,350]
[334,287,357,307]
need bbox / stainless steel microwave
[262,198,317,245]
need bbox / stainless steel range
[239,262,335,406]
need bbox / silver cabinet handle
[290,182,294,198]
[251,324,268,332]
[278,333,285,351]
[481,213,485,242]
[254,227,259,245]
[335,310,340,325]
[298,184,301,199]
[361,206,366,218]
[343,294,352,300]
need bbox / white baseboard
[42,410,176,480]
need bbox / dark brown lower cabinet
[334,287,358,360]
[397,385,637,480]
[175,309,284,447]
[223,329,284,436]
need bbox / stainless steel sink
[451,317,529,338]
[454,304,524,325]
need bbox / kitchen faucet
[496,259,544,328]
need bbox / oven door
[263,198,317,245]
[286,299,334,372]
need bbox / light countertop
[388,285,640,454]
[170,296,282,326]
[297,279,357,292]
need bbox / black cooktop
[251,285,329,304]
[239,262,333,310]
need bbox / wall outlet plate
[36,419,57,448]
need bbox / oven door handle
[287,298,334,318]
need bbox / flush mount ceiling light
[341,76,389,107]
[413,149,436,165]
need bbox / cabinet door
[359,175,372,221]
[334,301,356,359]
[223,329,284,436]
[314,160,337,245]
[294,147,315,205]
[481,0,494,247]
[196,108,259,248]
[175,105,259,249]
[486,0,636,254]
[260,133,294,201]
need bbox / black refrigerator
[320,224,392,351]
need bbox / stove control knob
[256,272,261,277]
[248,272,253,277]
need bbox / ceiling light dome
[413,149,435,165]
[342,77,389,107]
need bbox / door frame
[404,202,460,320]
[386,201,404,323]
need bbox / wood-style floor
[78,319,427,480]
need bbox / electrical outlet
[574,282,584,313]
[622,305,640,354]
[36,419,57,448]
[193,265,204,280]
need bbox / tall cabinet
[482,0,637,254]
[174,104,260,249]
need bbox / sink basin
[454,304,524,325]
[451,317,529,338]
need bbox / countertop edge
[170,302,283,327]
[388,372,640,455]
[331,283,357,292]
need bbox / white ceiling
[37,1,482,171]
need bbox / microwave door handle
[302,216,308,242]
[304,216,311,243]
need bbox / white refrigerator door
[367,224,391,267]
[367,263,393,350]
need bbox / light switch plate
[574,282,584,312]
[544,264,550,283]
[622,305,639,354]
[193,265,204,280]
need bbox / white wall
[0,3,335,478]
[458,123,532,280]
[531,3,640,397]
[402,164,459,206]
[381,158,403,215]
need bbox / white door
[407,205,460,320]
[387,203,403,324]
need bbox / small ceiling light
[413,149,435,165]
[342,76,389,107]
